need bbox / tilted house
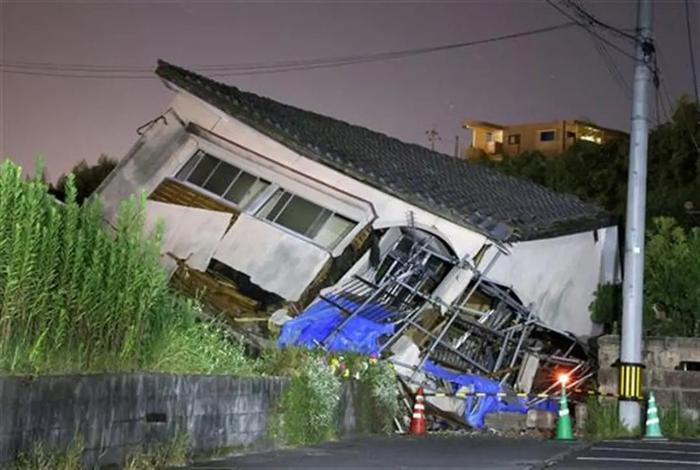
[97,60,618,342]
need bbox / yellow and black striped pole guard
[618,362,643,400]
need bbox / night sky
[1,0,698,181]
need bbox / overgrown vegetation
[584,397,638,440]
[269,353,342,446]
[584,397,700,440]
[12,438,84,470]
[659,402,700,438]
[11,433,190,470]
[264,349,401,446]
[589,217,700,336]
[0,159,255,376]
[124,432,191,470]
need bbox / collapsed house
[97,60,619,426]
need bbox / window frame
[256,188,357,250]
[538,130,557,142]
[174,150,271,211]
[507,134,521,145]
[172,148,361,252]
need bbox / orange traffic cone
[409,387,427,436]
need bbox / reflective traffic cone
[409,387,427,436]
[644,392,665,439]
[555,386,574,440]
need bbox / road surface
[556,439,700,468]
[187,436,700,469]
[187,435,580,469]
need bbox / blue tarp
[278,295,395,356]
[423,360,556,428]
[279,297,557,428]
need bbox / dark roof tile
[156,60,613,242]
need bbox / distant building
[462,119,627,160]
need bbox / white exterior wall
[484,226,620,337]
[143,200,232,275]
[214,214,330,301]
[168,91,488,261]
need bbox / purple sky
[1,1,698,181]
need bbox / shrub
[359,359,401,432]
[644,217,700,336]
[589,283,621,334]
[590,217,700,337]
[270,353,341,446]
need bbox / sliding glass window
[257,189,356,249]
[175,150,270,209]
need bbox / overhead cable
[0,22,577,79]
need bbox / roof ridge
[155,59,613,241]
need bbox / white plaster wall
[143,201,232,275]
[484,226,619,337]
[97,109,196,221]
[168,92,487,261]
[213,213,331,301]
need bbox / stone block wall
[0,374,290,467]
[597,335,700,417]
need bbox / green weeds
[264,349,400,445]
[660,401,700,438]
[584,397,639,440]
[0,159,254,376]
[13,438,84,470]
[124,432,191,469]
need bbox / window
[485,132,493,143]
[538,130,556,142]
[175,150,270,209]
[257,189,356,249]
[507,134,521,145]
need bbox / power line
[684,0,699,103]
[546,0,635,98]
[656,59,700,154]
[545,0,639,62]
[0,21,577,80]
[589,30,632,97]
[563,0,637,42]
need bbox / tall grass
[13,437,84,470]
[0,159,254,375]
[584,397,639,440]
[660,402,700,438]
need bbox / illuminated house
[463,119,627,160]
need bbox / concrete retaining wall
[597,335,700,417]
[0,373,372,467]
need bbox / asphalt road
[187,435,581,469]
[555,439,700,469]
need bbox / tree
[476,96,700,229]
[50,154,118,204]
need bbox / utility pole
[619,0,654,430]
[425,128,441,151]
[454,135,460,158]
